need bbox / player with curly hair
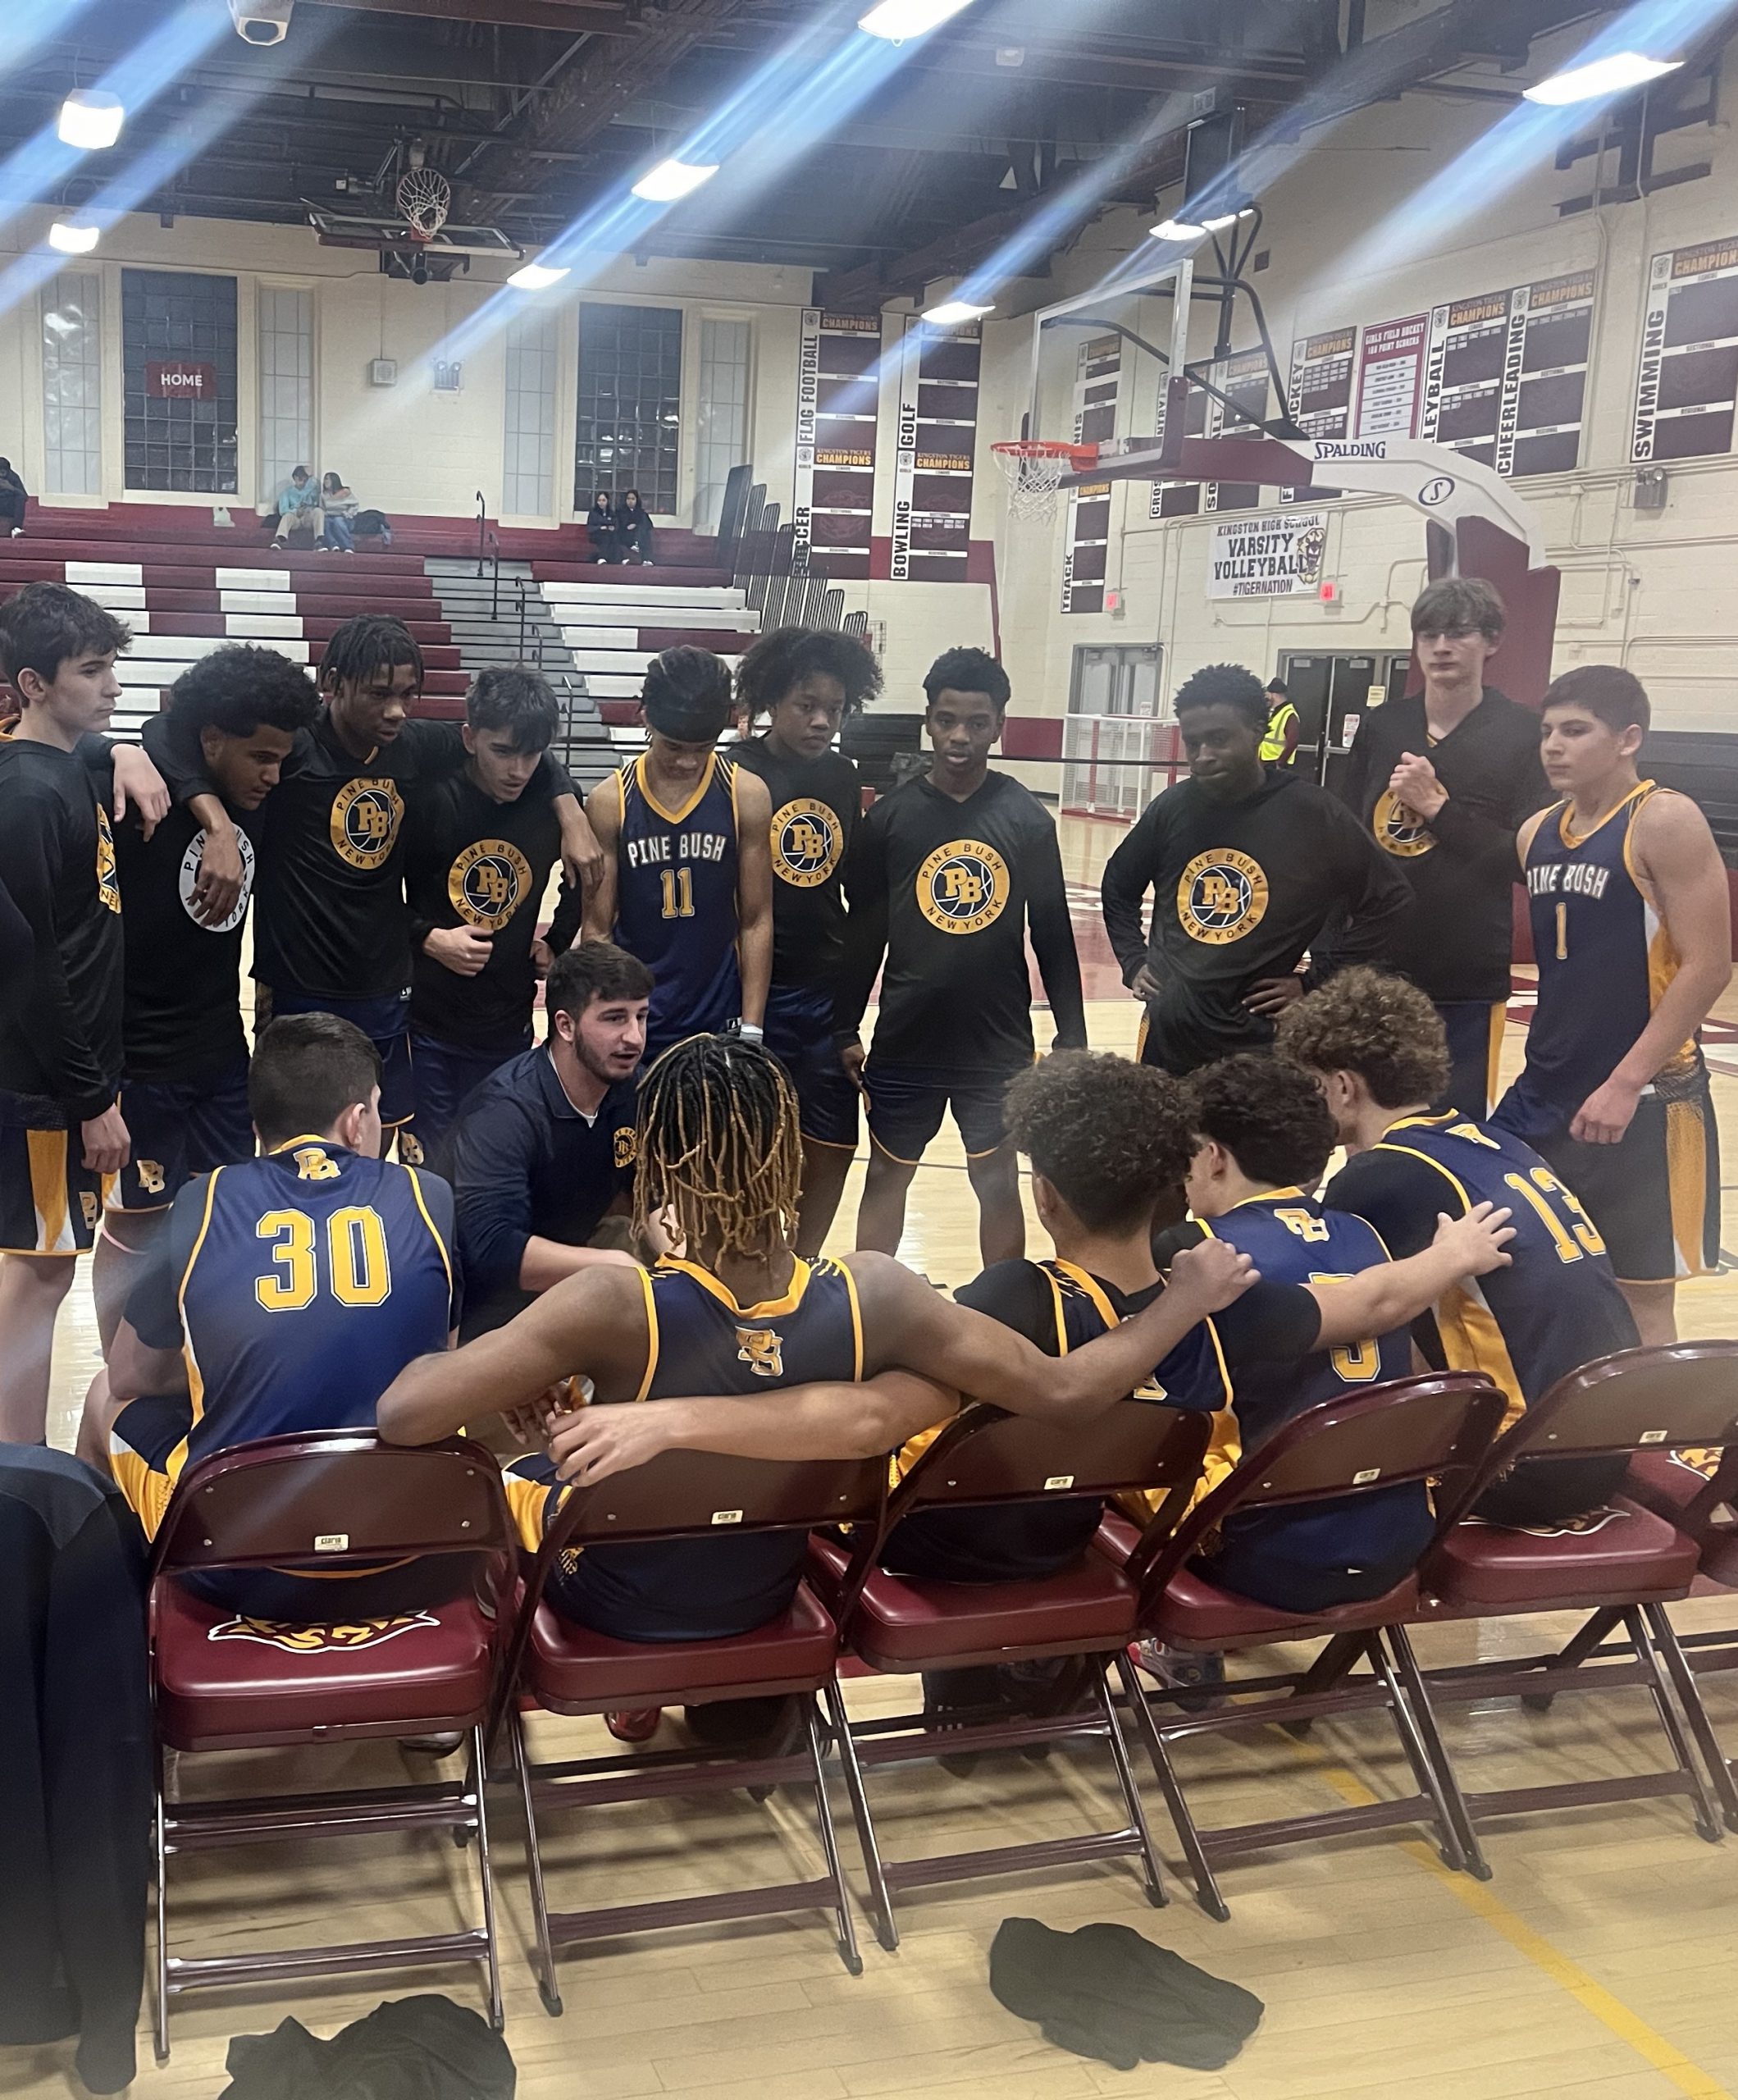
[731,627,883,1251]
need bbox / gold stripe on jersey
[27,1130,70,1253]
[1667,1097,1712,1281]
[632,750,724,828]
[171,1165,227,1479]
[657,1253,814,1322]
[629,1262,659,1404]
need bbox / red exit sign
[146,360,217,398]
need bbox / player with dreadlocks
[144,613,602,1142]
[377,1033,1257,1674]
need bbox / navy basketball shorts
[1494,1068,1722,1285]
[0,1089,111,1255]
[111,1055,253,1212]
[404,1027,531,1162]
[1432,999,1508,1120]
[263,984,414,1128]
[763,983,859,1150]
[864,1058,1023,1165]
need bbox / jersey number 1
[659,866,695,920]
[256,1206,394,1311]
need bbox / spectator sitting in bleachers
[319,470,360,555]
[0,458,27,538]
[586,491,619,564]
[269,464,321,550]
[617,488,655,566]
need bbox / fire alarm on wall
[1319,579,1339,603]
[1104,587,1124,615]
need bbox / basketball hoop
[396,167,452,242]
[992,439,1100,522]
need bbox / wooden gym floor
[19,815,1738,2100]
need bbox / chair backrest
[1439,1340,1738,1529]
[887,1399,1211,1519]
[1136,1373,1508,1608]
[150,1431,515,1579]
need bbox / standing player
[570,646,773,1062]
[97,646,319,1343]
[144,614,599,1148]
[1339,580,1548,1116]
[404,667,568,1155]
[731,626,882,1253]
[1102,663,1410,1075]
[1491,667,1730,1343]
[836,648,1085,1267]
[1281,966,1640,1522]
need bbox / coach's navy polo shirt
[439,1046,637,1339]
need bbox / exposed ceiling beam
[301,0,637,31]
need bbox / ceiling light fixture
[922,299,993,324]
[1150,217,1206,241]
[48,219,101,253]
[859,0,975,41]
[57,90,125,150]
[1201,210,1248,231]
[1523,50,1682,104]
[631,157,719,203]
[507,261,569,290]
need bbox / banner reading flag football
[1210,509,1329,599]
[793,310,881,580]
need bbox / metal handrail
[474,490,488,578]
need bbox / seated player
[1280,967,1640,1525]
[559,648,773,1065]
[1491,665,1730,1344]
[83,1014,458,1618]
[443,941,648,1340]
[731,626,883,1253]
[405,666,570,1154]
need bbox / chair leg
[1522,1605,1626,1711]
[823,1678,897,1953]
[1366,1632,1465,1874]
[1115,1647,1229,1921]
[1624,1605,1722,1844]
[1093,1660,1166,1908]
[152,1743,171,2064]
[804,1697,863,1976]
[468,1725,504,2030]
[1641,1602,1738,1834]
[511,1711,562,2016]
[1384,1626,1491,1881]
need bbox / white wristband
[736,1021,764,1044]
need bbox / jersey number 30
[255,1207,394,1311]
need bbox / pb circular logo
[1176,848,1268,945]
[179,825,256,932]
[330,778,404,870]
[449,838,532,928]
[1372,788,1435,859]
[770,798,842,890]
[915,838,1009,936]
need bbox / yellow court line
[1313,1758,1734,2100]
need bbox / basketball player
[376,1036,1258,1650]
[837,647,1085,1267]
[143,614,599,1143]
[1102,663,1410,1075]
[731,626,882,1253]
[96,646,319,1345]
[404,667,568,1155]
[1339,579,1549,1116]
[569,647,773,1063]
[1281,966,1640,1523]
[85,1014,457,1617]
[1490,666,1730,1344]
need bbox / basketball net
[992,440,1099,523]
[396,167,452,243]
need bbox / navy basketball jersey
[1042,1258,1228,1415]
[171,1138,454,1480]
[612,752,741,1054]
[1517,782,1704,1118]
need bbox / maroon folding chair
[494,1447,887,2009]
[147,1431,515,2061]
[1102,1373,1507,1920]
[802,1399,1212,1950]
[1401,1340,1738,1860]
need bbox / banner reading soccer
[1209,509,1329,599]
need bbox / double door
[1276,651,1414,790]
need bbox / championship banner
[1201,348,1270,514]
[1419,269,1594,477]
[1353,313,1428,436]
[1632,232,1738,464]
[1062,335,1120,614]
[795,310,880,580]
[891,316,981,583]
[1287,326,1356,440]
[1209,509,1329,600]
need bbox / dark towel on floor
[219,1994,515,2099]
[990,1916,1263,2072]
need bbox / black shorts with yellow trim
[1516,1070,1722,1285]
[1432,998,1507,1120]
[764,982,860,1150]
[0,1091,112,1255]
[863,1057,1023,1164]
[110,1055,253,1212]
[108,1390,192,1536]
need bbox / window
[504,306,558,518]
[258,286,312,506]
[122,268,238,493]
[41,272,103,495]
[1063,645,1161,820]
[694,317,750,534]
[573,302,681,515]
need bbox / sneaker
[605,1708,662,1743]
[1127,1639,1226,1712]
[8,527,21,538]
[400,1731,464,1755]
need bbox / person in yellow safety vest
[1260,679,1299,767]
